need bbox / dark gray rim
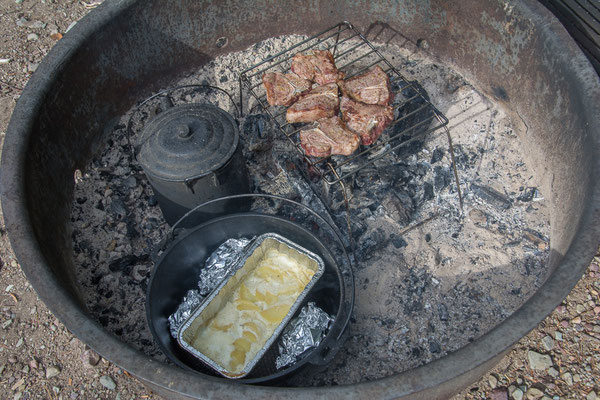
[1,0,599,398]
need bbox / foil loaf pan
[177,233,325,378]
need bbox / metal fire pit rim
[1,0,599,398]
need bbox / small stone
[15,338,23,348]
[561,372,573,385]
[572,316,581,324]
[52,386,60,394]
[28,359,38,369]
[416,38,430,49]
[594,306,600,314]
[576,304,586,314]
[81,349,101,367]
[21,365,29,374]
[27,33,38,41]
[590,263,599,272]
[548,367,559,378]
[587,391,597,400]
[27,62,39,73]
[491,388,509,400]
[526,388,544,399]
[560,320,569,328]
[527,350,553,370]
[555,305,566,313]
[541,335,554,351]
[513,388,524,400]
[554,331,563,341]
[489,374,498,388]
[8,355,17,363]
[573,374,581,382]
[46,365,61,379]
[2,319,13,329]
[99,375,116,390]
[13,393,22,400]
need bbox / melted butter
[192,248,315,374]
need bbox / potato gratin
[190,248,316,374]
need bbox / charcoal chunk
[423,182,434,201]
[470,183,511,209]
[434,166,452,191]
[438,303,449,321]
[109,199,127,219]
[390,233,408,248]
[108,254,148,273]
[355,228,387,261]
[431,148,445,164]
[429,340,441,353]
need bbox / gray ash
[71,34,550,385]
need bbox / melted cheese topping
[191,248,315,374]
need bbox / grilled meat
[286,83,339,123]
[340,96,394,145]
[339,65,392,105]
[291,50,345,85]
[262,71,312,106]
[300,116,359,157]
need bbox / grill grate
[239,21,462,203]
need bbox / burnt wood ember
[286,83,339,123]
[339,65,392,105]
[262,71,312,106]
[340,96,394,145]
[291,50,345,85]
[300,116,359,157]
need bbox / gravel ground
[0,1,599,399]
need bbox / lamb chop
[339,65,392,106]
[300,116,359,157]
[291,50,345,86]
[340,96,394,145]
[262,71,312,106]
[286,83,339,123]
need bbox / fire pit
[1,1,599,399]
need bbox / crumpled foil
[168,289,203,338]
[168,237,252,338]
[276,302,332,369]
[198,237,252,296]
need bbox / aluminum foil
[168,289,203,338]
[168,237,251,338]
[198,237,252,296]
[276,302,332,369]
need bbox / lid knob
[176,123,192,139]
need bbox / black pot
[136,103,250,225]
[146,212,351,383]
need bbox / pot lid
[137,103,239,181]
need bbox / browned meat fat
[286,83,339,123]
[262,71,312,106]
[340,96,394,145]
[291,50,345,86]
[339,65,392,106]
[300,116,359,157]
